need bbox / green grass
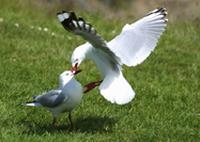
[0,3,200,142]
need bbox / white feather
[63,13,70,19]
[57,14,65,22]
[86,46,135,104]
[72,20,78,28]
[78,21,84,28]
[107,9,167,66]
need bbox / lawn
[0,2,199,142]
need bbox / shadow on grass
[76,116,116,133]
[21,116,117,135]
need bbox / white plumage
[23,70,83,127]
[57,8,168,105]
[108,8,167,66]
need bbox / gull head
[71,45,87,72]
[59,70,81,88]
[59,71,74,83]
[60,70,81,79]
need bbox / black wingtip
[78,17,85,22]
[58,10,98,36]
[157,7,164,12]
[62,10,67,13]
[157,7,167,14]
[25,100,36,104]
[69,12,77,20]
[58,11,78,31]
[145,7,167,17]
[57,12,62,15]
[57,10,73,15]
[32,96,37,99]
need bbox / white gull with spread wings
[57,8,168,105]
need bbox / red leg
[84,80,103,93]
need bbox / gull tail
[99,71,135,105]
[22,101,41,107]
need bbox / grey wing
[35,90,68,108]
[57,11,121,72]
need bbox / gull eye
[66,73,69,76]
[75,59,78,62]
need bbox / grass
[0,2,200,142]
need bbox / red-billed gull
[23,70,82,128]
[57,8,168,105]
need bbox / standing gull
[23,70,82,128]
[57,8,168,105]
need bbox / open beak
[71,63,82,75]
[74,69,82,75]
[71,63,78,74]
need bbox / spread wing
[35,90,68,108]
[107,8,168,66]
[57,11,121,71]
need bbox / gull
[57,8,168,105]
[23,70,82,128]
